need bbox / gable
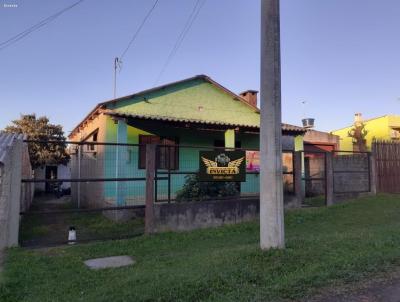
[69,75,305,138]
[105,78,260,128]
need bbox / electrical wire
[119,0,160,60]
[0,0,85,51]
[154,0,207,85]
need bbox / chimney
[354,113,363,125]
[239,90,258,107]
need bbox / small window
[158,138,179,170]
[89,132,98,151]
[84,131,98,152]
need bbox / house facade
[303,129,340,152]
[332,114,400,151]
[68,75,306,208]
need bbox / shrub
[175,174,239,202]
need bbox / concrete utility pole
[260,0,285,249]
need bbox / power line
[113,0,159,98]
[0,0,85,51]
[154,0,206,85]
[119,0,160,60]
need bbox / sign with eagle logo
[199,151,246,182]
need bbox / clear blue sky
[1,0,399,135]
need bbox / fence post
[294,151,303,207]
[325,152,334,206]
[77,143,82,209]
[4,138,23,247]
[145,144,156,234]
[369,153,377,195]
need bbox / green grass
[19,215,51,241]
[19,212,144,246]
[2,194,400,301]
[68,212,144,238]
[304,195,326,207]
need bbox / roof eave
[105,111,306,135]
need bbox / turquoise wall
[102,116,261,205]
[103,117,150,204]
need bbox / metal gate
[20,140,147,247]
[302,150,327,207]
[301,150,372,207]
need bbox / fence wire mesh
[155,145,295,203]
[20,141,147,247]
[19,139,373,246]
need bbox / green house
[68,75,305,209]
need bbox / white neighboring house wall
[58,164,71,190]
[34,164,71,192]
[0,133,33,250]
[34,167,45,192]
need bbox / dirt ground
[309,271,400,302]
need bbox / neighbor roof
[69,75,305,137]
[0,132,24,164]
[331,115,400,132]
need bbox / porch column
[294,135,303,152]
[225,129,235,148]
[116,119,127,206]
[294,135,305,199]
[294,151,303,207]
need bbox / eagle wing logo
[228,157,245,168]
[201,157,217,167]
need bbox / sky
[0,0,399,135]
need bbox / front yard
[1,194,400,301]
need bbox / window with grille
[139,135,179,170]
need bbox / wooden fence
[372,140,400,193]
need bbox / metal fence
[154,144,295,203]
[20,140,148,247]
[19,139,374,246]
[301,150,372,206]
[302,150,327,206]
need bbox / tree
[348,122,369,152]
[4,114,70,169]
